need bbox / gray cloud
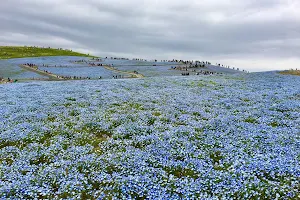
[0,0,299,71]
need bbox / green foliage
[192,112,201,117]
[279,69,300,76]
[190,80,207,87]
[64,102,73,107]
[209,150,224,164]
[65,97,76,101]
[0,46,96,59]
[147,117,156,125]
[69,110,80,116]
[29,155,53,165]
[164,166,199,179]
[129,103,144,110]
[269,121,279,127]
[0,158,14,165]
[47,115,56,122]
[81,123,112,138]
[241,98,250,102]
[244,117,258,124]
[209,80,217,85]
[152,111,161,117]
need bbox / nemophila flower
[0,72,299,198]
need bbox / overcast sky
[0,0,299,71]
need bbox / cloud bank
[1,0,299,71]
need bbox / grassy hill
[0,46,96,59]
[279,69,300,76]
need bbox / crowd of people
[0,77,18,83]
[71,56,249,74]
[41,64,72,68]
[22,62,129,80]
[60,76,93,80]
[13,57,245,82]
[74,58,103,63]
[73,59,88,63]
[89,63,104,66]
[170,65,222,76]
[109,57,128,60]
[181,71,221,76]
[23,63,95,80]
[91,58,102,61]
[181,73,190,76]
[196,71,220,75]
[113,75,125,79]
[171,59,249,72]
[24,63,38,68]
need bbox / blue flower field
[0,72,299,199]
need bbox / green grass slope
[279,69,300,76]
[0,46,96,59]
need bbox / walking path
[19,65,63,80]
[18,62,145,82]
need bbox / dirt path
[102,65,145,78]
[19,65,63,80]
[19,64,145,81]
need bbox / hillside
[279,69,300,76]
[0,46,95,59]
[204,64,244,74]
